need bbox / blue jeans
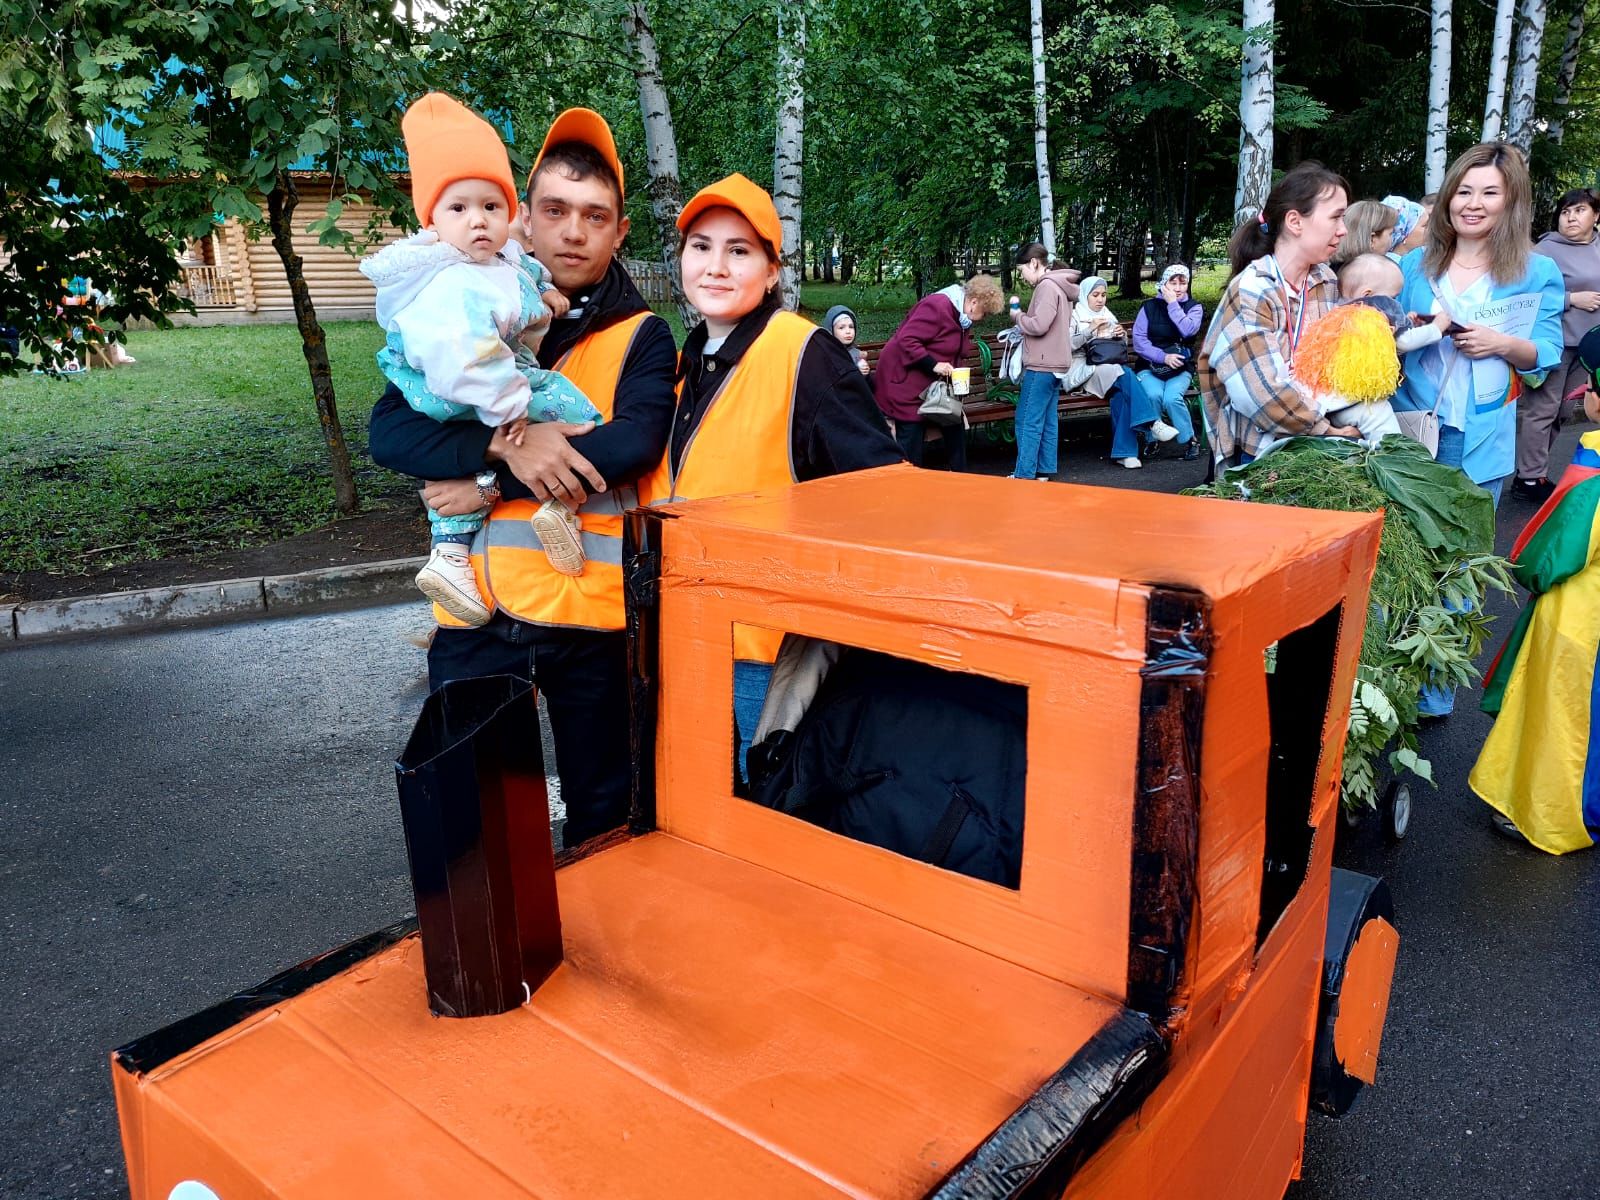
[1108,367,1160,460]
[1136,370,1195,444]
[1419,425,1503,716]
[1013,369,1060,478]
[733,660,774,782]
[1434,424,1506,507]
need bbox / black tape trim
[926,1008,1168,1198]
[624,507,670,834]
[1128,586,1210,1029]
[112,918,418,1076]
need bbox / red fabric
[874,293,974,422]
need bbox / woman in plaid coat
[1198,162,1364,467]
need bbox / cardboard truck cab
[112,466,1399,1198]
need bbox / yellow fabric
[433,312,651,632]
[403,93,518,226]
[644,310,815,662]
[1469,511,1600,854]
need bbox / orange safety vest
[434,311,653,632]
[643,310,817,662]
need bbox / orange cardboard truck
[111,466,1398,1198]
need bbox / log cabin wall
[223,187,409,321]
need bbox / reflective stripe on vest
[433,311,652,632]
[642,310,815,662]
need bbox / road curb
[4,556,425,645]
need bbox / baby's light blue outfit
[360,232,601,539]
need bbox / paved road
[2,426,1596,1197]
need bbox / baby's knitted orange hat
[403,93,518,227]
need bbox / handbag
[1085,336,1127,366]
[1150,345,1193,381]
[1392,407,1440,456]
[1393,285,1461,457]
[917,378,966,425]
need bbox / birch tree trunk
[1029,0,1057,257]
[1547,0,1585,144]
[620,0,695,326]
[1482,0,1516,141]
[1234,0,1275,222]
[1507,0,1549,153]
[773,0,805,310]
[1425,0,1452,193]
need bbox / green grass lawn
[2,269,1231,577]
[0,321,406,575]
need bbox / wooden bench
[857,335,1108,432]
[856,335,1206,449]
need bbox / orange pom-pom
[1293,305,1400,405]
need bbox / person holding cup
[875,274,1007,469]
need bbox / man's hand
[488,420,605,504]
[543,289,572,318]
[421,479,484,517]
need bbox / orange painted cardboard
[113,468,1387,1198]
[1334,916,1400,1086]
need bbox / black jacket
[367,259,677,498]
[671,299,902,480]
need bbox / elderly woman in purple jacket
[1132,264,1204,460]
[875,275,1006,470]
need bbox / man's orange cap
[676,173,783,260]
[528,108,625,203]
[402,93,518,227]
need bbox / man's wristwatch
[475,470,501,506]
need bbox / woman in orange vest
[646,174,901,773]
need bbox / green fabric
[1478,476,1600,715]
[1512,476,1600,593]
[1480,599,1535,715]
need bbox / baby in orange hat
[360,92,600,626]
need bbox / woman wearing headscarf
[1382,195,1430,259]
[1063,275,1177,469]
[875,274,1006,470]
[1131,263,1204,460]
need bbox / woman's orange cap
[677,174,783,259]
[402,93,518,227]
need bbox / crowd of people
[363,97,1595,860]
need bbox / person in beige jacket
[1008,244,1080,478]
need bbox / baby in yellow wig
[1273,253,1451,454]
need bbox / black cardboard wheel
[1310,869,1397,1117]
